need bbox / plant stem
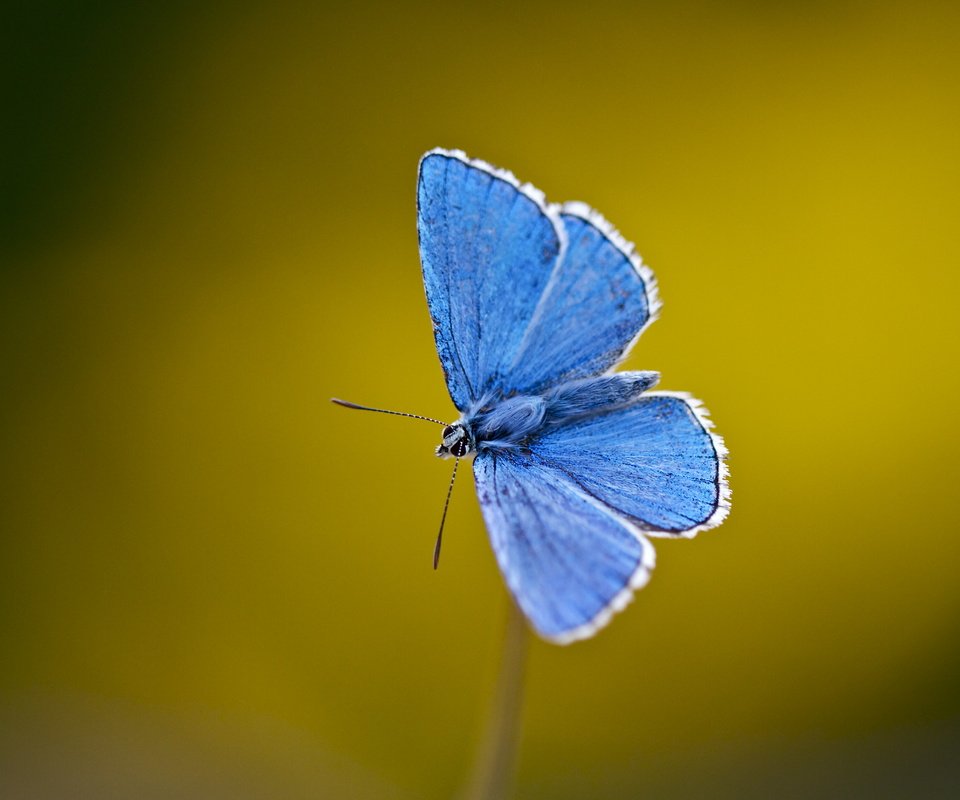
[461,598,529,800]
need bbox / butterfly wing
[532,392,730,536]
[504,202,660,395]
[418,151,660,408]
[474,448,655,644]
[417,149,565,411]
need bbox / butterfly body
[352,148,730,643]
[436,371,664,459]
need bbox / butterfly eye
[450,439,468,457]
[442,425,455,438]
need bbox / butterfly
[335,148,730,644]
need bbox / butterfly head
[437,422,472,458]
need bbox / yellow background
[2,1,959,797]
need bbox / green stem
[461,598,529,800]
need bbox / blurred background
[2,1,959,797]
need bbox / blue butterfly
[336,148,729,644]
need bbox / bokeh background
[3,1,960,798]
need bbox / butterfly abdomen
[543,372,660,424]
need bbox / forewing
[473,449,655,644]
[417,149,565,411]
[503,202,660,395]
[532,392,730,536]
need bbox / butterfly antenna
[330,398,446,426]
[434,456,460,570]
